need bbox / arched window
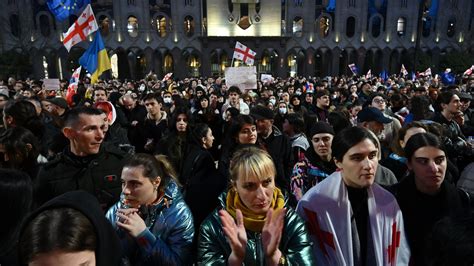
[318,15,330,38]
[397,17,406,37]
[10,14,20,37]
[156,16,167,37]
[293,16,303,37]
[371,16,382,38]
[39,15,51,37]
[127,16,138,37]
[447,18,456,38]
[163,53,173,73]
[288,54,297,77]
[184,16,194,37]
[346,16,355,38]
[187,54,200,77]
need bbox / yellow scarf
[226,187,285,232]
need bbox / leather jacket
[197,192,315,265]
[106,180,194,265]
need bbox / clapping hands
[219,208,286,266]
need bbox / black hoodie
[19,191,122,266]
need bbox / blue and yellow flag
[47,0,91,21]
[79,32,111,84]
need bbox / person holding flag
[79,32,111,84]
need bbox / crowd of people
[0,72,473,265]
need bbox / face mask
[269,99,276,105]
[279,107,287,114]
[163,97,172,104]
[296,91,302,96]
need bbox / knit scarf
[226,187,285,232]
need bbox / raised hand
[116,208,147,238]
[262,208,286,265]
[219,209,247,266]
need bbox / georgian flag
[66,66,81,105]
[423,68,432,77]
[162,72,173,82]
[296,171,411,265]
[400,64,408,77]
[62,4,98,52]
[233,41,257,65]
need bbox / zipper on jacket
[255,233,264,265]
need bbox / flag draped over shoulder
[296,171,410,266]
[79,32,111,84]
[47,0,91,21]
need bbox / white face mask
[296,91,302,96]
[279,107,287,114]
[269,99,276,105]
[163,97,172,104]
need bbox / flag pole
[231,57,235,67]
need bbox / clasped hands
[219,208,287,266]
[116,208,147,238]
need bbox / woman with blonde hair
[198,146,315,265]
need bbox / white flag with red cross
[63,4,98,52]
[233,41,257,65]
[400,64,408,77]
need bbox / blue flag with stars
[47,0,90,21]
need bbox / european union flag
[79,32,111,84]
[47,0,90,21]
[441,71,455,85]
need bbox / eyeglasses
[373,98,385,104]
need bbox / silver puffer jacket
[106,180,194,265]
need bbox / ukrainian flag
[79,32,111,84]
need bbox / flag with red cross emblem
[63,4,98,52]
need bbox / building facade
[1,0,473,80]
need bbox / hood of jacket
[19,191,122,266]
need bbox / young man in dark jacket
[35,107,129,210]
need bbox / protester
[291,122,337,201]
[380,121,427,180]
[198,146,315,265]
[251,105,292,191]
[35,107,129,209]
[297,126,410,265]
[389,132,472,265]
[19,191,122,266]
[106,153,194,265]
